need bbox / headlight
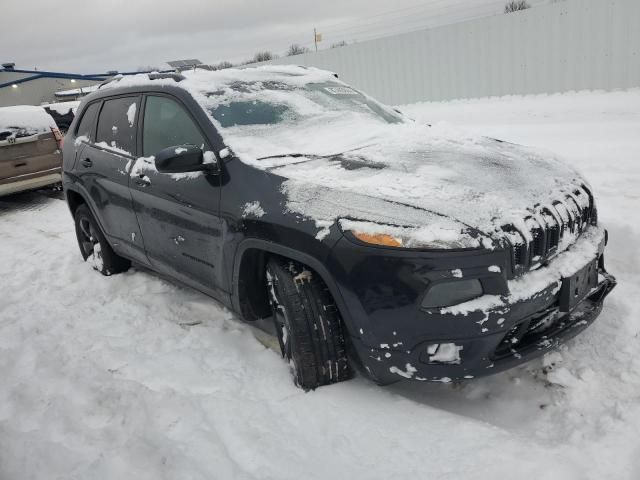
[339,219,485,250]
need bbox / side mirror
[155,145,206,174]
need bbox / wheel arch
[232,239,354,332]
[65,187,86,216]
[64,185,109,239]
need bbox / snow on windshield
[189,72,402,161]
[205,81,400,128]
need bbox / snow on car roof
[101,66,339,107]
[0,105,57,134]
[108,65,336,89]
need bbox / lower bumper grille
[494,307,559,358]
[493,269,616,361]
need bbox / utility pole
[314,28,318,52]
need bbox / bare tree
[253,51,276,63]
[331,40,348,48]
[212,61,234,70]
[287,44,310,56]
[504,0,530,13]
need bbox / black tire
[266,256,351,390]
[74,203,131,276]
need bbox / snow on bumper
[347,226,616,384]
[363,270,615,384]
[442,225,607,316]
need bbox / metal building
[0,64,150,107]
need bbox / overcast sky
[2,0,548,73]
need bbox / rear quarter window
[95,96,140,155]
[74,102,100,142]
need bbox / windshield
[207,80,403,128]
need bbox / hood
[257,122,590,245]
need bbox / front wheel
[74,203,130,276]
[266,257,351,390]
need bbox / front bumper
[352,270,615,384]
[327,226,616,384]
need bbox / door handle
[135,174,151,187]
[80,158,92,168]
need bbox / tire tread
[268,257,350,389]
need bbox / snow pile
[242,201,265,218]
[0,105,57,138]
[1,89,639,479]
[95,141,132,157]
[126,102,136,127]
[129,155,204,181]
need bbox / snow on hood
[267,122,589,243]
[108,67,590,246]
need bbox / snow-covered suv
[1,106,63,196]
[62,66,616,389]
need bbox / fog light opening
[421,279,483,309]
[427,343,463,365]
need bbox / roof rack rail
[97,75,123,89]
[97,72,185,90]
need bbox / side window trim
[140,92,212,157]
[137,95,148,158]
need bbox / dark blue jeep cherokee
[62,66,616,389]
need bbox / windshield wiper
[257,152,311,161]
[257,143,375,162]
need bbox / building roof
[0,67,157,90]
[54,84,101,98]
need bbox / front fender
[230,237,357,335]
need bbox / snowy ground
[1,90,639,479]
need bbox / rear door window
[142,95,206,157]
[75,102,100,142]
[96,96,139,155]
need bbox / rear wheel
[74,203,130,276]
[266,256,351,390]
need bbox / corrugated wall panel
[263,0,639,103]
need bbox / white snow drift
[1,89,639,479]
